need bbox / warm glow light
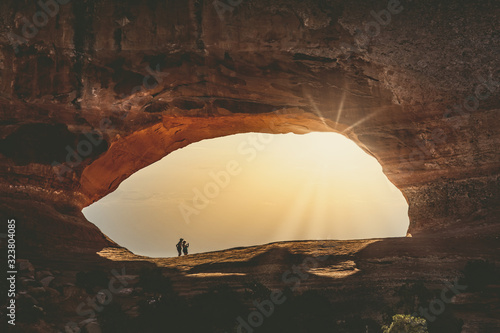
[83,132,409,257]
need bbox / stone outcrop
[0,0,498,257]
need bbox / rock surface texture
[0,0,499,257]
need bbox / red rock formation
[0,0,498,257]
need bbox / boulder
[36,270,54,281]
[18,259,35,276]
[40,276,56,288]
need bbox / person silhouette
[176,238,183,256]
[182,240,189,255]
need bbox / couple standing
[176,238,189,256]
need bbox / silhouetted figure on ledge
[182,240,189,255]
[176,238,183,256]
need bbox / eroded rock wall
[0,0,498,256]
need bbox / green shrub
[382,314,428,333]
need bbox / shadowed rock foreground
[0,0,499,257]
[0,0,499,332]
[3,234,499,332]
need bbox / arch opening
[83,131,409,257]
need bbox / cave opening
[82,132,409,257]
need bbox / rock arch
[0,0,498,259]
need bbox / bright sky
[83,132,409,257]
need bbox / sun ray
[276,179,316,241]
[304,91,328,128]
[341,109,382,133]
[308,166,330,239]
[334,92,347,130]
